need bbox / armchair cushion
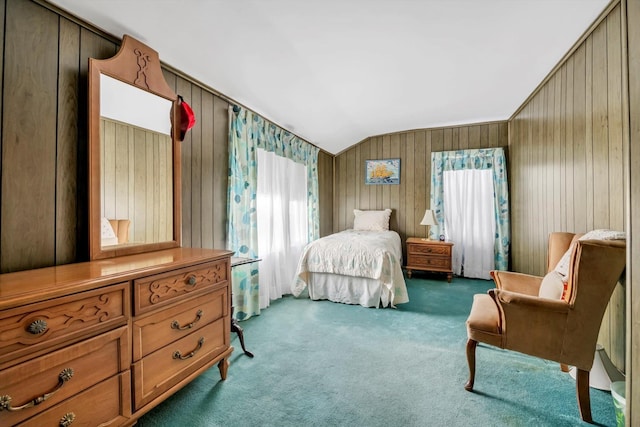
[554,229,624,278]
[466,294,502,347]
[538,270,565,300]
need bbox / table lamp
[420,209,438,241]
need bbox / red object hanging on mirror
[178,95,196,141]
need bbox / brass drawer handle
[27,319,48,335]
[172,337,205,360]
[60,412,76,427]
[171,309,203,330]
[187,275,197,286]
[0,368,73,412]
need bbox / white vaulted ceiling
[48,0,609,154]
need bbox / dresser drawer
[0,283,129,367]
[408,254,452,270]
[0,326,129,426]
[134,260,228,315]
[408,243,451,257]
[15,372,131,427]
[132,286,228,361]
[132,317,228,409]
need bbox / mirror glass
[99,74,173,250]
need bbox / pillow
[101,217,117,239]
[353,209,392,231]
[554,229,626,279]
[101,217,119,246]
[538,270,565,300]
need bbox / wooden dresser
[0,248,233,426]
[405,238,454,282]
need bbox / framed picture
[365,158,400,185]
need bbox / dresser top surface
[0,247,233,310]
[406,237,454,246]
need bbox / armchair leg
[576,368,593,423]
[464,339,477,391]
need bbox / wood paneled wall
[0,0,332,273]
[317,151,334,237]
[333,123,508,259]
[509,3,627,370]
[624,0,639,421]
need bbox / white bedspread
[292,229,409,307]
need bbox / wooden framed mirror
[88,35,181,260]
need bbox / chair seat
[466,294,502,348]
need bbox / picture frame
[365,158,400,185]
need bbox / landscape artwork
[365,158,400,185]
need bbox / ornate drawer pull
[60,412,76,426]
[171,310,203,330]
[187,275,197,286]
[27,319,48,335]
[172,337,205,360]
[0,368,73,412]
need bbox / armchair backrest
[561,239,626,369]
[546,232,581,273]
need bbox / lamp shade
[420,210,438,226]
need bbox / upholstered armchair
[108,219,130,244]
[464,232,626,423]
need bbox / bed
[292,209,409,308]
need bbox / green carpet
[138,276,618,427]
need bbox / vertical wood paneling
[592,24,609,230]
[389,134,400,232]
[177,77,192,248]
[398,133,406,244]
[509,3,626,372]
[414,131,427,238]
[318,150,333,237]
[200,91,214,249]
[78,29,117,261]
[334,122,508,250]
[56,18,80,265]
[212,97,229,248]
[1,0,58,272]
[404,133,415,239]
[627,0,640,421]
[189,87,202,247]
[606,4,625,373]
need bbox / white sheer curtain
[256,148,308,308]
[443,169,496,279]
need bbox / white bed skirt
[306,272,393,308]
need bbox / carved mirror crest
[89,35,181,260]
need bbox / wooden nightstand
[405,238,454,282]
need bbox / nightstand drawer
[408,243,451,256]
[408,255,452,269]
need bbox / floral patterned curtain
[430,148,510,270]
[227,106,319,320]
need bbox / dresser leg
[218,357,230,380]
[447,273,452,283]
[407,269,412,278]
